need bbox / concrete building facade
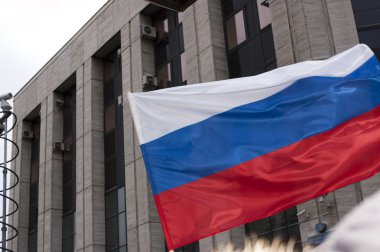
[8,0,380,251]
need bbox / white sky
[0,0,108,241]
[0,0,109,97]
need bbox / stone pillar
[189,0,229,84]
[82,57,106,252]
[42,92,64,252]
[269,0,363,244]
[75,64,86,252]
[125,13,166,252]
[188,0,243,250]
[11,122,31,251]
[270,0,359,66]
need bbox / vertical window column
[222,0,276,77]
[28,117,41,252]
[62,87,76,252]
[153,9,186,89]
[351,0,380,58]
[104,49,127,252]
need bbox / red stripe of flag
[156,105,380,249]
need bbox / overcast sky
[0,0,109,235]
[0,0,109,97]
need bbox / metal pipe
[1,119,7,251]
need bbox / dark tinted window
[166,242,200,252]
[62,86,76,252]
[28,117,40,252]
[245,207,302,251]
[226,10,247,49]
[154,9,186,89]
[104,49,127,252]
[222,0,276,78]
[351,0,380,59]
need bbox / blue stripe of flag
[141,56,380,195]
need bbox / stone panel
[334,184,361,219]
[121,24,131,52]
[76,86,84,140]
[326,0,359,53]
[230,226,245,250]
[121,48,135,166]
[37,213,45,252]
[44,159,62,211]
[214,230,231,250]
[270,0,295,66]
[199,236,213,252]
[360,174,380,199]
[125,162,137,229]
[76,136,84,193]
[130,13,142,44]
[302,0,333,59]
[130,0,149,21]
[98,5,115,48]
[151,222,165,252]
[76,190,85,250]
[136,159,149,225]
[288,0,311,61]
[208,0,226,49]
[84,20,98,61]
[76,64,84,89]
[70,33,85,71]
[131,40,142,93]
[194,0,212,53]
[58,46,73,84]
[127,226,139,252]
[43,209,63,251]
[138,223,151,252]
[148,184,159,223]
[199,46,216,82]
[36,71,48,103]
[114,0,130,32]
[84,185,106,247]
[212,46,228,81]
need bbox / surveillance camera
[0,93,12,101]
[1,100,12,111]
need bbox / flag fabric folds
[128,44,380,249]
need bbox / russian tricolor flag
[128,44,380,249]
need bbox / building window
[104,49,127,252]
[222,0,276,78]
[256,0,271,29]
[62,86,76,252]
[28,117,40,252]
[166,242,200,252]
[153,9,186,88]
[245,207,302,251]
[351,0,380,58]
[226,10,247,49]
